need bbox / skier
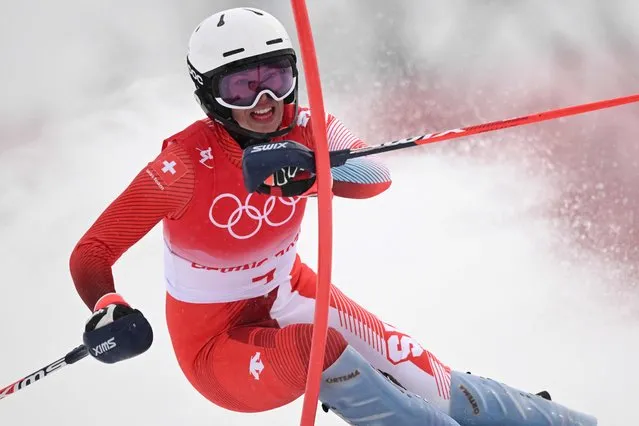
[71,7,597,426]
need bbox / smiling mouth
[250,106,275,122]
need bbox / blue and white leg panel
[448,371,597,426]
[319,346,460,425]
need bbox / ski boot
[448,371,597,425]
[320,346,460,425]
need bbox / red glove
[296,171,333,198]
[260,167,333,198]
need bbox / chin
[248,123,279,134]
[251,118,283,134]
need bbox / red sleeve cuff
[94,293,129,311]
[332,180,391,199]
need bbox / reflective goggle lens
[216,58,295,109]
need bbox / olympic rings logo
[209,193,301,240]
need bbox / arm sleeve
[69,142,195,310]
[326,114,391,199]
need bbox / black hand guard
[242,141,317,194]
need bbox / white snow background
[1,1,637,425]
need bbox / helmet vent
[222,48,246,58]
[217,14,225,27]
[244,8,264,16]
[266,38,283,46]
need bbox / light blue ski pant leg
[448,371,597,426]
[320,346,460,425]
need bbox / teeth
[253,107,272,114]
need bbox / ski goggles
[213,56,297,110]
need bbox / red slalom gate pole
[289,1,333,426]
[328,93,639,166]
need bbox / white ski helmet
[187,7,299,140]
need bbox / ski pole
[0,344,88,401]
[329,93,639,167]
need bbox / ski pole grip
[329,149,350,167]
[65,345,89,364]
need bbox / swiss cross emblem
[147,152,187,188]
[161,160,177,174]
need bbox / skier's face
[231,94,284,134]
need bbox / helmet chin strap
[220,103,299,148]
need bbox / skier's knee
[281,324,347,371]
[324,327,348,367]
